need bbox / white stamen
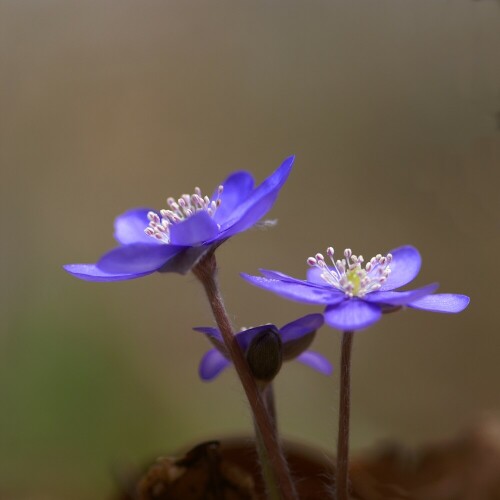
[144,185,223,244]
[307,245,393,298]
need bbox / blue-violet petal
[213,171,255,224]
[259,269,324,287]
[296,352,333,375]
[279,314,324,343]
[306,266,329,285]
[169,211,220,246]
[193,327,223,340]
[219,156,294,236]
[378,245,422,291]
[114,208,156,245]
[63,263,155,282]
[241,274,346,305]
[365,283,439,306]
[324,300,382,330]
[408,293,470,313]
[97,243,182,274]
[199,349,231,381]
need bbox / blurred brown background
[1,1,500,498]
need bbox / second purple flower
[242,245,470,331]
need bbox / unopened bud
[245,327,283,383]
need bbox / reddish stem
[193,253,298,500]
[336,330,354,500]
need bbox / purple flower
[64,156,294,281]
[242,245,470,331]
[194,314,332,381]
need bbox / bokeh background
[1,1,500,498]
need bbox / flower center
[307,246,392,298]
[144,185,223,243]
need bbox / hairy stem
[254,414,281,500]
[336,330,354,500]
[255,382,280,499]
[193,253,298,500]
[261,383,277,431]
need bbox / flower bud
[245,327,283,383]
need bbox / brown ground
[113,418,500,500]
